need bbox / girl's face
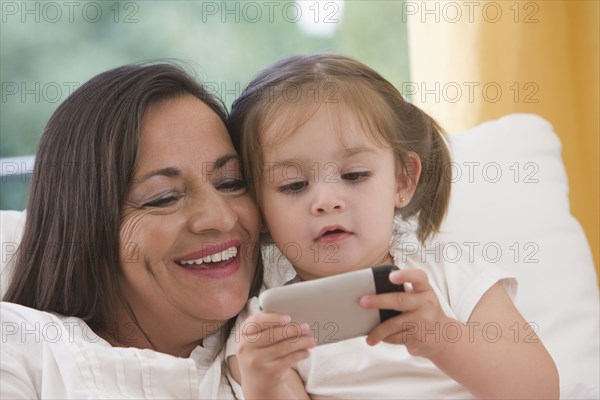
[118,95,260,351]
[260,104,416,280]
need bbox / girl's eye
[278,181,308,193]
[217,178,247,192]
[144,193,180,207]
[342,171,371,182]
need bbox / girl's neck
[295,252,395,281]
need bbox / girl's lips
[315,226,352,244]
[315,231,352,244]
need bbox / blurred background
[1,0,598,270]
[1,0,409,207]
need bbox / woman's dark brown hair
[229,53,451,243]
[4,62,263,332]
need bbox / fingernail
[281,314,292,324]
[390,270,402,281]
[300,323,310,334]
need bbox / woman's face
[119,95,260,343]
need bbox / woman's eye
[278,181,308,193]
[144,194,179,207]
[342,171,371,182]
[217,178,247,192]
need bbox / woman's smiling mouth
[178,246,238,266]
[174,241,243,277]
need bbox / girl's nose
[311,184,345,215]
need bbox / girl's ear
[395,152,422,208]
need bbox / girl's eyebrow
[138,154,240,182]
[269,146,376,168]
[343,146,377,157]
[268,158,304,168]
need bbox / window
[0,0,409,210]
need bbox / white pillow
[438,114,599,397]
[1,114,598,397]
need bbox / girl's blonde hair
[230,54,451,243]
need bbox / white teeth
[179,246,238,266]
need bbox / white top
[227,238,517,399]
[0,302,236,399]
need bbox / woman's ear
[395,152,421,208]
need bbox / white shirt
[1,302,236,399]
[228,239,517,399]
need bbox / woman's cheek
[118,209,154,265]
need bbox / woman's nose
[311,183,345,215]
[187,188,238,234]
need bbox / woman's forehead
[136,96,234,171]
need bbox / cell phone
[258,265,403,345]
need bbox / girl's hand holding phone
[360,268,455,358]
[235,312,316,398]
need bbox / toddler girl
[227,54,558,399]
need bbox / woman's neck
[99,299,227,358]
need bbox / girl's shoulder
[391,241,517,322]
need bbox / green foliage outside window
[0,0,409,210]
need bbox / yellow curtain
[407,0,599,280]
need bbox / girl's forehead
[260,100,387,150]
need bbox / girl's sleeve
[395,242,518,323]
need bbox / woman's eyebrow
[139,167,181,182]
[137,155,239,182]
[213,154,240,170]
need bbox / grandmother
[1,63,262,398]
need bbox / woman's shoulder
[1,301,60,325]
[0,301,103,349]
[0,302,70,398]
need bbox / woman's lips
[178,246,238,266]
[176,240,241,263]
[174,240,242,278]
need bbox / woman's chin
[208,292,250,321]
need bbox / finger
[268,335,316,363]
[251,347,312,375]
[273,348,312,368]
[247,297,261,315]
[389,268,430,293]
[359,291,418,312]
[240,313,291,335]
[244,333,316,364]
[365,314,418,346]
[241,323,313,348]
